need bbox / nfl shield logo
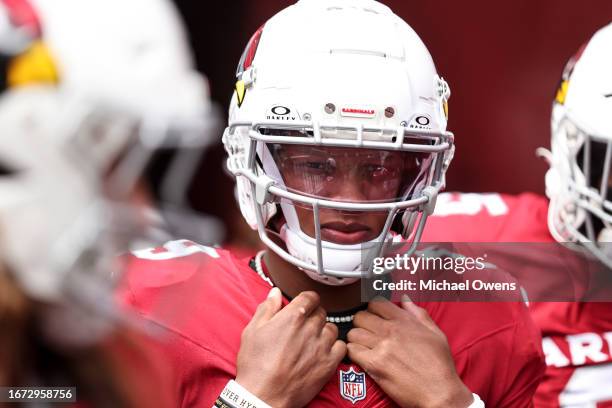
[339,367,367,404]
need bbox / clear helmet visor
[259,137,438,244]
[263,142,436,204]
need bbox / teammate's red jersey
[422,192,612,407]
[422,192,552,243]
[119,238,543,407]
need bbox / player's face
[272,144,431,244]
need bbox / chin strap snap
[254,175,276,205]
[421,186,438,215]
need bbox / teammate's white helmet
[541,23,612,268]
[0,0,213,345]
[33,0,219,211]
[223,0,453,284]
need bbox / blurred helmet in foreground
[33,0,223,245]
[0,0,215,345]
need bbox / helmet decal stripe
[234,25,264,108]
[1,0,41,37]
[554,42,588,105]
[236,24,264,78]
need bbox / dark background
[172,0,612,244]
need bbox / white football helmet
[223,0,453,284]
[539,23,612,268]
[34,0,223,245]
[0,0,214,345]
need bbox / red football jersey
[118,239,543,407]
[423,192,612,407]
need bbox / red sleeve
[458,308,546,407]
[428,300,546,407]
[114,242,250,408]
[161,335,235,407]
[495,322,546,407]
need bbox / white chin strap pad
[544,168,562,199]
[280,224,362,286]
[594,228,612,267]
[598,228,612,243]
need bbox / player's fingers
[282,291,321,319]
[346,327,378,349]
[320,322,339,348]
[346,342,371,370]
[328,339,347,365]
[353,310,386,331]
[367,296,402,320]
[252,287,283,324]
[306,306,328,333]
[400,295,439,331]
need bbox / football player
[422,23,612,407]
[0,0,213,404]
[120,0,545,406]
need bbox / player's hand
[236,288,347,408]
[347,296,474,408]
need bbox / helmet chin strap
[271,189,405,284]
[278,217,395,286]
[279,223,361,286]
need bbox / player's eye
[305,161,329,171]
[362,164,393,179]
[295,158,335,176]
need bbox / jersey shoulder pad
[123,240,235,289]
[432,192,511,218]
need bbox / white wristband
[213,380,272,408]
[468,392,485,408]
